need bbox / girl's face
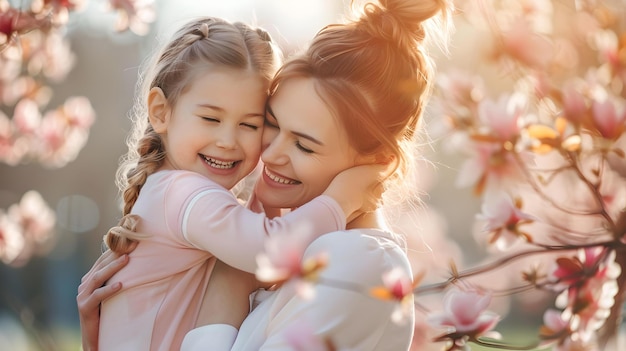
[151,67,267,190]
[255,77,362,209]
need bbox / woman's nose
[261,135,287,165]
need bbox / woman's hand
[76,250,131,351]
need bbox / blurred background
[3,0,600,350]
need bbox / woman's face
[255,77,361,209]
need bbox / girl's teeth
[204,156,236,169]
[265,168,297,184]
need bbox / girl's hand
[323,163,388,220]
[77,249,131,351]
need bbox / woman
[79,0,453,349]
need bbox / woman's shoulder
[304,229,411,284]
[307,228,405,253]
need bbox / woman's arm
[76,251,130,351]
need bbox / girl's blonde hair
[106,17,282,254]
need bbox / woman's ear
[356,152,395,166]
[148,87,170,133]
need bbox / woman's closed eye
[264,118,279,129]
[295,141,314,154]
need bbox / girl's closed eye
[240,122,261,131]
[200,116,220,123]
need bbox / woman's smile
[262,167,300,185]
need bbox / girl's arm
[182,164,384,274]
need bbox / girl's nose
[216,128,236,150]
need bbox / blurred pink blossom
[497,17,554,70]
[455,140,527,197]
[283,318,335,351]
[549,248,621,343]
[12,98,41,135]
[256,226,328,299]
[30,30,75,82]
[107,0,156,36]
[428,288,500,343]
[370,267,417,323]
[0,210,25,265]
[1,190,55,266]
[476,194,536,250]
[477,93,526,142]
[590,96,626,141]
[539,309,577,350]
[561,82,589,124]
[8,190,55,244]
[32,0,86,26]
[37,96,95,167]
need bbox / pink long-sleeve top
[98,170,345,351]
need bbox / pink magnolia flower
[370,267,417,323]
[32,0,86,26]
[282,318,335,351]
[256,226,328,298]
[428,288,500,345]
[550,247,618,289]
[476,194,536,250]
[37,96,95,167]
[550,248,620,343]
[3,191,55,267]
[538,309,597,351]
[590,97,626,141]
[541,309,570,338]
[0,211,25,265]
[455,140,527,197]
[34,30,76,82]
[0,7,47,46]
[477,93,526,142]
[561,82,588,124]
[8,190,55,245]
[12,98,42,135]
[497,17,554,70]
[107,0,156,36]
[594,28,625,78]
[61,96,96,129]
[436,70,485,120]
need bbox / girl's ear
[148,87,170,133]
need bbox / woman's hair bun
[356,0,449,46]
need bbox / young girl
[94,16,381,351]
